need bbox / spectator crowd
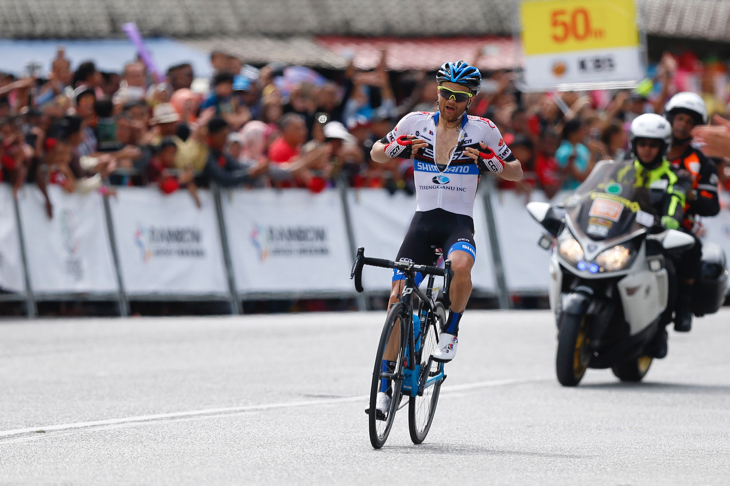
[2,45,730,218]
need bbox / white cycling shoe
[365,392,392,420]
[432,333,458,362]
[375,392,391,418]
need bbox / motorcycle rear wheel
[611,356,653,382]
[556,313,590,387]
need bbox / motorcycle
[527,161,728,386]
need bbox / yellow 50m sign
[519,0,644,90]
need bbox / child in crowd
[147,137,200,207]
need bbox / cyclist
[616,113,691,358]
[664,92,721,332]
[369,61,523,415]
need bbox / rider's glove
[475,147,504,174]
[383,135,414,159]
[660,216,680,230]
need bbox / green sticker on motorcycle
[605,182,622,195]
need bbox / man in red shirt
[268,113,307,164]
[534,130,563,199]
[268,113,331,189]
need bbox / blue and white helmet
[436,61,481,95]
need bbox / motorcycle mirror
[662,230,695,251]
[526,202,551,223]
[527,202,563,237]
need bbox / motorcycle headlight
[595,244,635,272]
[558,232,584,264]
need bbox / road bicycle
[351,247,453,449]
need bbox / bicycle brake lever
[352,247,365,293]
[350,247,364,279]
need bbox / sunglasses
[438,86,473,103]
[636,139,661,148]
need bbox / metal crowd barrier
[15,176,730,318]
[0,175,522,318]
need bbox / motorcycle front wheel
[555,313,590,387]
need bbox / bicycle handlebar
[350,247,452,297]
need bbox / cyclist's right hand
[384,135,426,159]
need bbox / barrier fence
[2,182,730,318]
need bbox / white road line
[0,377,540,440]
[445,378,538,392]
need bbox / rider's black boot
[674,286,693,333]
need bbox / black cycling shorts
[393,208,476,282]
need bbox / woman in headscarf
[239,121,269,166]
[238,120,324,188]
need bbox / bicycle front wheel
[408,302,446,444]
[368,302,407,449]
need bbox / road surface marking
[0,377,542,440]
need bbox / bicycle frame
[351,246,452,398]
[355,246,451,448]
[399,272,446,398]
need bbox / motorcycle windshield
[562,160,653,241]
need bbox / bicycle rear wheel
[368,303,407,449]
[408,302,446,444]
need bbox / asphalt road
[1,309,729,485]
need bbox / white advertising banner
[17,185,118,294]
[109,188,228,295]
[347,190,415,291]
[520,0,644,90]
[347,189,496,292]
[222,189,353,294]
[491,190,553,292]
[472,193,499,292]
[0,185,25,293]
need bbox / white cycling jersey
[382,111,514,218]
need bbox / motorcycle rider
[664,92,721,332]
[617,113,692,358]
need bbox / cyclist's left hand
[464,142,504,173]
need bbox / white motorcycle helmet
[664,91,708,126]
[630,113,672,169]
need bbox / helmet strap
[639,158,663,171]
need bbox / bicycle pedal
[364,408,387,421]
